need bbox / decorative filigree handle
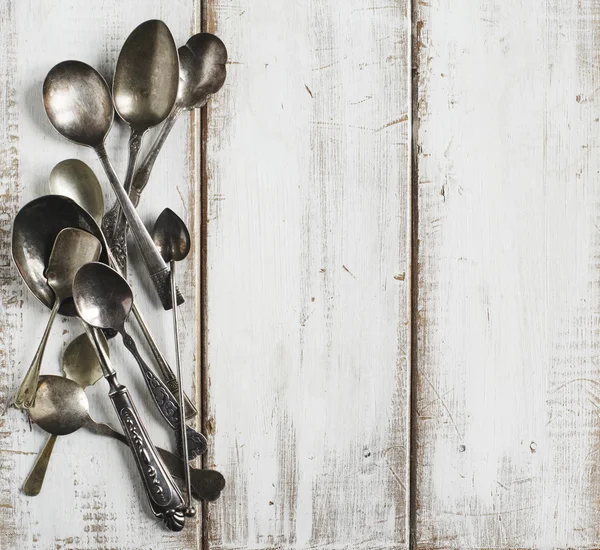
[120,329,207,459]
[108,378,185,531]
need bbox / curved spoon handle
[130,108,180,208]
[83,418,225,501]
[22,434,57,496]
[14,299,60,409]
[120,329,207,459]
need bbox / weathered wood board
[203,0,411,548]
[415,0,600,548]
[0,1,202,548]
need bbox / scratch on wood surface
[377,114,409,131]
[342,264,356,279]
[304,84,314,98]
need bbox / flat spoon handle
[14,299,60,409]
[120,329,207,459]
[22,434,57,496]
[94,143,183,310]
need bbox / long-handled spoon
[28,375,225,502]
[48,160,197,417]
[152,208,194,513]
[129,33,227,207]
[73,262,207,461]
[42,60,182,310]
[23,332,109,496]
[102,20,179,274]
[13,228,102,409]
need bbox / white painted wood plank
[0,1,202,548]
[204,0,411,548]
[415,0,600,547]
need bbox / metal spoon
[129,33,228,207]
[42,60,182,310]
[48,159,197,417]
[49,159,104,225]
[73,262,207,462]
[12,228,102,409]
[23,332,108,496]
[28,376,225,502]
[103,20,179,275]
[152,208,194,513]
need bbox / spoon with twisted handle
[42,60,182,310]
[73,262,207,462]
[129,33,227,207]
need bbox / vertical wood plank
[204,0,411,548]
[415,0,600,547]
[0,1,202,548]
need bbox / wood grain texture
[203,0,411,548]
[0,1,202,548]
[415,0,600,548]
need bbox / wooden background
[0,0,597,549]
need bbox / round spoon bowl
[49,160,104,224]
[43,60,113,147]
[73,262,133,330]
[28,376,89,436]
[12,195,109,316]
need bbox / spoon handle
[120,329,207,459]
[22,434,57,496]
[14,299,60,409]
[83,419,225,501]
[94,143,183,310]
[129,107,181,207]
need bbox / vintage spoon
[102,20,179,275]
[48,159,197,418]
[130,33,228,207]
[73,262,207,462]
[13,228,102,409]
[28,376,225,502]
[152,208,194,513]
[49,159,104,225]
[23,332,108,496]
[43,60,182,310]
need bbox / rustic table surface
[0,0,596,549]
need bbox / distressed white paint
[0,1,202,548]
[416,0,600,548]
[204,0,411,548]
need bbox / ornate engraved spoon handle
[120,329,207,459]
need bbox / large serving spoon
[43,60,182,310]
[48,159,197,417]
[102,20,179,275]
[28,376,225,502]
[49,159,104,225]
[73,262,207,461]
[13,228,102,409]
[23,332,109,496]
[129,33,228,207]
[152,208,194,512]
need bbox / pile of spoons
[7,20,228,532]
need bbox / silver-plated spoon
[129,33,228,207]
[27,375,225,502]
[73,262,207,463]
[13,228,102,409]
[49,159,104,225]
[42,60,182,310]
[102,20,179,275]
[152,208,194,515]
[22,332,108,496]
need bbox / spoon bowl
[73,262,132,331]
[12,195,109,316]
[49,160,104,224]
[62,331,108,388]
[43,60,113,147]
[152,208,191,263]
